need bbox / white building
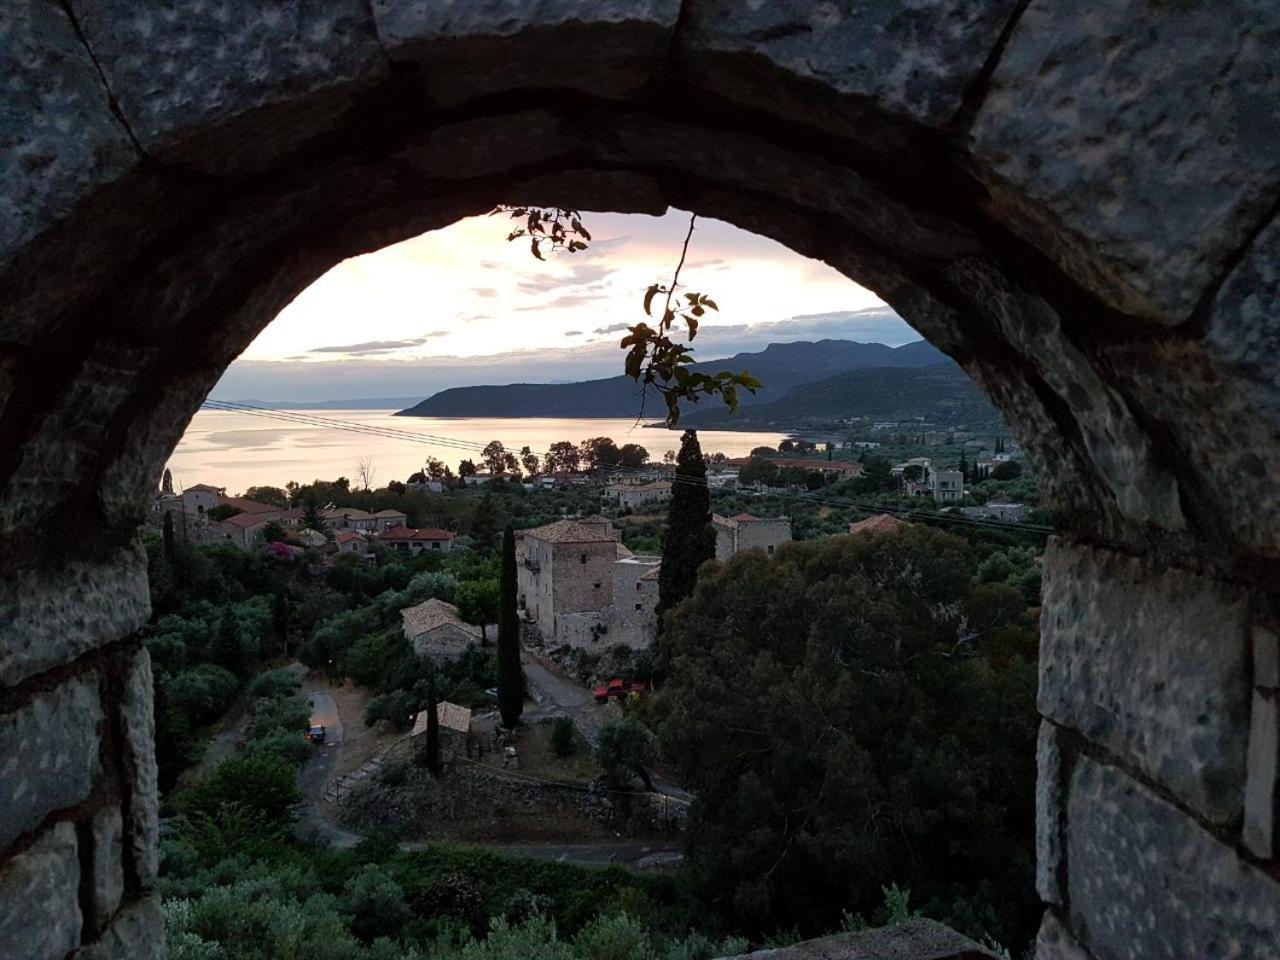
[931,470,964,503]
[712,513,793,560]
[604,481,672,510]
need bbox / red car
[592,679,648,703]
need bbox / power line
[195,400,1051,535]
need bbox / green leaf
[530,237,543,261]
[703,298,719,311]
[625,344,646,380]
[643,285,660,316]
[687,314,699,340]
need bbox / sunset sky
[215,208,918,402]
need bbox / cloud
[564,330,583,337]
[308,332,449,355]
[516,262,617,295]
[515,292,611,311]
[472,287,499,298]
[215,308,921,404]
[592,323,629,335]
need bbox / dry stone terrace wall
[1,2,1278,958]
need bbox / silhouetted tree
[162,511,177,565]
[420,673,441,773]
[497,524,523,728]
[657,431,716,664]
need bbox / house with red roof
[377,525,455,554]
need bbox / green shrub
[551,716,575,758]
[185,753,302,828]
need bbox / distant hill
[396,339,950,418]
[678,364,1001,430]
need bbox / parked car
[593,678,647,703]
[306,724,326,744]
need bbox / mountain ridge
[396,339,949,419]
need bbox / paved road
[294,679,361,848]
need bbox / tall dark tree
[471,494,500,552]
[422,673,441,773]
[302,501,326,534]
[161,467,174,495]
[657,431,716,639]
[497,524,524,728]
[162,511,177,565]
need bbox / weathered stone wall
[0,557,161,957]
[1035,539,1280,960]
[2,2,1278,958]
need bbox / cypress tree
[162,511,177,565]
[657,430,716,643]
[497,524,524,728]
[424,672,441,773]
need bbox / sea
[165,409,788,495]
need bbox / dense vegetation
[653,525,1042,948]
[144,456,1045,959]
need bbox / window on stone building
[580,553,587,563]
[594,582,602,589]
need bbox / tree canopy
[654,525,1040,945]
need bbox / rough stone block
[1066,755,1280,960]
[68,0,388,172]
[1244,687,1278,858]
[682,0,1021,126]
[121,649,158,887]
[718,918,996,959]
[1035,721,1065,906]
[372,0,679,103]
[88,806,124,933]
[971,0,1280,322]
[0,821,82,960]
[1035,911,1093,960]
[0,677,102,850]
[74,894,164,960]
[1039,540,1250,824]
[1256,626,1280,692]
[0,1,136,273]
[0,541,150,686]
[1206,212,1280,423]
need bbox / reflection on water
[166,410,789,495]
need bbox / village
[142,430,1039,861]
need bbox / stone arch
[1,3,1277,958]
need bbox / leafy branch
[491,206,590,260]
[493,206,761,425]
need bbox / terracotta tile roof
[219,512,271,529]
[218,496,279,515]
[334,531,366,544]
[731,512,759,522]
[615,542,634,559]
[322,507,376,520]
[379,525,454,542]
[411,700,472,736]
[849,514,910,536]
[374,509,408,517]
[401,598,477,637]
[522,517,618,544]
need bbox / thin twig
[659,213,698,333]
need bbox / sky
[214,209,920,402]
